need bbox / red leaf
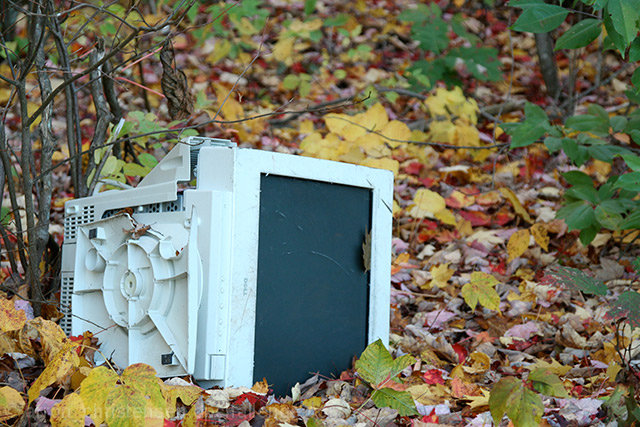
[423,369,445,385]
[459,210,491,226]
[422,408,439,423]
[452,344,467,363]
[404,162,424,175]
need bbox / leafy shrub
[399,4,501,90]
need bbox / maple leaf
[542,265,607,296]
[50,393,85,427]
[607,291,640,328]
[355,339,415,388]
[371,388,418,417]
[461,272,501,311]
[528,368,569,398]
[428,263,454,288]
[79,366,119,426]
[489,377,543,427]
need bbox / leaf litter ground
[1,0,640,425]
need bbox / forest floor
[1,0,640,426]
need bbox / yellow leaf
[606,362,622,383]
[464,387,491,410]
[338,146,366,164]
[499,188,532,223]
[162,383,202,417]
[80,366,119,426]
[407,384,450,405]
[28,342,79,403]
[303,396,322,408]
[530,223,549,251]
[409,189,446,219]
[213,84,243,121]
[427,120,456,143]
[272,37,294,63]
[51,393,85,427]
[527,358,572,376]
[20,318,67,363]
[0,297,26,332]
[324,113,349,135]
[183,405,197,427]
[339,112,367,141]
[425,87,478,124]
[0,386,25,421]
[121,364,166,420]
[207,39,231,63]
[435,208,456,226]
[507,229,530,262]
[354,133,389,158]
[380,120,411,148]
[0,331,16,353]
[299,120,314,134]
[105,385,149,427]
[359,157,399,175]
[359,102,389,132]
[462,352,491,375]
[27,102,42,130]
[461,272,500,311]
[428,263,454,288]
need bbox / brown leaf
[160,40,194,120]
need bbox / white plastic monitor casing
[60,137,393,388]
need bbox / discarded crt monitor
[60,137,393,394]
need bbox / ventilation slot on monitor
[59,275,73,335]
[64,205,95,241]
[101,194,184,219]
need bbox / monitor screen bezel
[222,148,393,389]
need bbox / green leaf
[633,67,640,88]
[607,0,640,49]
[562,171,594,187]
[461,272,501,311]
[122,163,151,177]
[595,205,623,229]
[371,388,418,416]
[565,184,598,204]
[543,265,607,296]
[608,291,640,328]
[528,368,569,398]
[0,206,10,226]
[604,12,627,54]
[355,339,415,388]
[630,37,640,61]
[565,114,609,135]
[556,201,596,230]
[502,102,550,148]
[511,3,568,33]
[561,139,590,166]
[412,18,449,54]
[621,210,640,229]
[490,377,543,427]
[304,0,316,15]
[544,136,563,152]
[621,154,640,171]
[138,153,158,169]
[283,74,299,90]
[611,115,628,131]
[579,223,601,245]
[555,19,602,49]
[615,172,640,191]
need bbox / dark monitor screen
[254,174,372,395]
